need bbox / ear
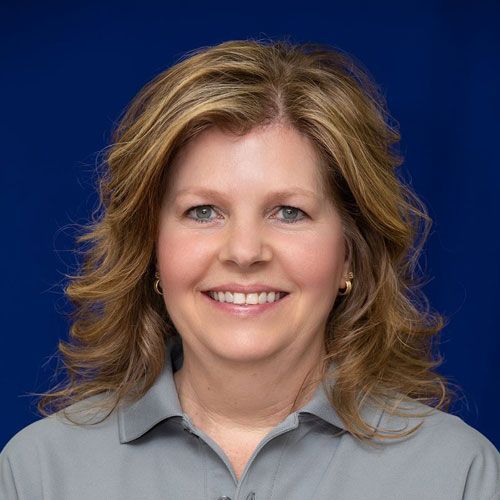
[339,242,351,288]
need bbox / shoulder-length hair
[37,38,452,441]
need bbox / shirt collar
[118,335,185,443]
[118,335,384,443]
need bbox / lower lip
[201,291,290,317]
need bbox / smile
[207,290,287,305]
[201,291,290,317]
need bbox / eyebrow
[174,187,320,201]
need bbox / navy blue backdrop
[1,1,499,449]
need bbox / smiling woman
[1,39,499,499]
[157,124,349,427]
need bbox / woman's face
[156,123,348,364]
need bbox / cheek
[156,223,212,292]
[281,228,345,295]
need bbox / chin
[200,331,287,361]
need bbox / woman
[1,39,498,499]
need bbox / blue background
[1,1,498,449]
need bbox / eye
[274,206,307,224]
[185,205,220,224]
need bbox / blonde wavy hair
[37,38,452,441]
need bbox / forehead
[166,124,326,198]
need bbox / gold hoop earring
[154,271,163,296]
[338,271,353,296]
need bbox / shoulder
[0,396,117,498]
[382,402,497,452]
[3,394,115,452]
[377,401,500,499]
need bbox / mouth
[200,290,290,316]
[202,290,289,305]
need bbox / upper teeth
[208,291,283,304]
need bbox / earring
[338,271,353,296]
[153,270,163,295]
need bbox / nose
[218,217,273,268]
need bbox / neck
[173,338,326,436]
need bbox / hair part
[35,38,453,442]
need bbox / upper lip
[203,284,289,294]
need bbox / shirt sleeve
[0,448,20,500]
[462,431,500,500]
[0,428,42,500]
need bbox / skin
[156,122,349,470]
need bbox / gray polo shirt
[1,335,499,500]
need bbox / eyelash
[185,205,308,225]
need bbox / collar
[118,335,185,443]
[118,335,384,443]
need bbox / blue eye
[275,206,307,224]
[186,205,218,223]
[185,205,307,224]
